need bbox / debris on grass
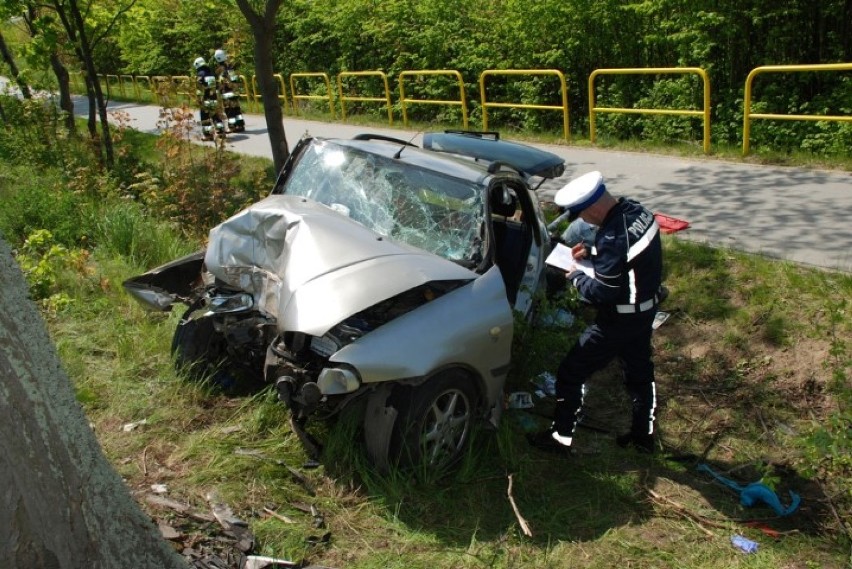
[122,418,148,432]
[730,534,759,553]
[507,473,533,537]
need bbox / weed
[139,106,253,233]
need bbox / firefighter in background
[213,49,245,133]
[194,56,224,140]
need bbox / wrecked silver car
[124,131,565,472]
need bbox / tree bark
[49,51,76,134]
[21,5,76,135]
[0,29,32,100]
[0,238,187,569]
[51,0,114,167]
[235,0,289,173]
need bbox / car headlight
[317,367,361,395]
[310,318,371,357]
[207,292,254,314]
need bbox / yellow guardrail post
[172,75,195,107]
[252,74,292,114]
[150,75,173,106]
[235,74,253,113]
[135,76,152,104]
[105,74,121,98]
[98,74,111,99]
[479,69,569,141]
[743,63,852,155]
[119,74,139,100]
[398,70,469,129]
[337,71,393,125]
[289,72,335,117]
[589,67,711,153]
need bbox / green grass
[1,112,850,568]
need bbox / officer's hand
[571,242,588,260]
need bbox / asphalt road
[79,97,852,273]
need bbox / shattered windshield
[282,140,485,266]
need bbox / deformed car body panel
[204,194,478,336]
[330,265,512,402]
[123,250,205,311]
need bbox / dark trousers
[554,310,657,437]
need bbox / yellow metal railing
[337,71,393,125]
[289,72,335,117]
[67,65,848,157]
[233,74,255,113]
[251,73,291,113]
[104,74,119,99]
[398,69,469,129]
[150,75,173,106]
[98,74,117,99]
[479,69,569,141]
[119,74,139,100]
[589,67,711,153]
[743,63,852,155]
[172,75,195,107]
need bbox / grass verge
[1,99,849,568]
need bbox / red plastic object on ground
[654,212,690,233]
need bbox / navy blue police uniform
[528,170,664,454]
[553,196,663,448]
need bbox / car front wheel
[388,370,478,473]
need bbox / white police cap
[554,171,606,215]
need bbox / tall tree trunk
[0,30,32,100]
[52,0,114,168]
[235,0,289,173]
[50,52,76,134]
[22,5,77,135]
[67,0,114,167]
[0,238,188,569]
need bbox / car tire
[388,370,478,473]
[171,309,235,390]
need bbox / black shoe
[616,432,655,454]
[527,429,575,456]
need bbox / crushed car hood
[205,194,477,336]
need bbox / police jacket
[568,198,663,314]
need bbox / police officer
[529,171,664,454]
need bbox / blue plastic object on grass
[697,463,801,517]
[731,534,759,554]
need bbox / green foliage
[0,165,93,247]
[117,0,249,75]
[0,95,80,167]
[136,106,261,233]
[14,229,79,313]
[95,201,194,268]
